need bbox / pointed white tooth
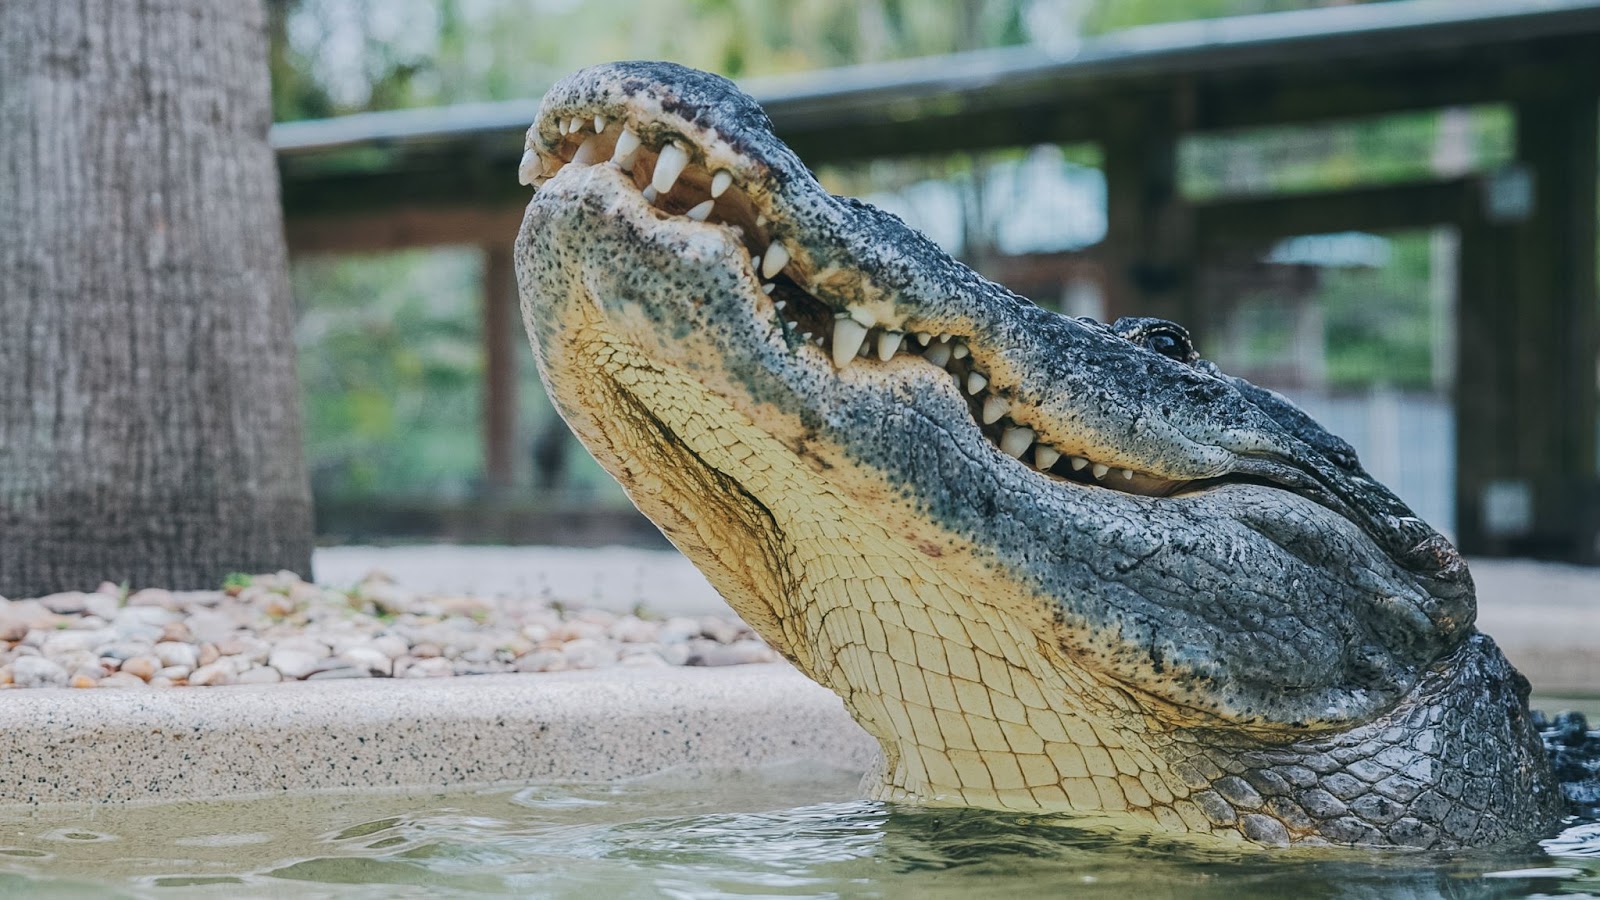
[877,331,903,361]
[938,333,952,343]
[966,372,987,395]
[1034,445,1062,470]
[981,395,1010,424]
[915,332,932,346]
[774,300,786,309]
[1122,468,1134,480]
[571,134,602,166]
[612,128,641,166]
[567,116,583,135]
[593,115,606,133]
[710,170,733,198]
[641,185,659,203]
[761,242,790,279]
[1070,456,1090,471]
[651,142,690,194]
[762,283,776,295]
[750,254,761,274]
[924,341,953,368]
[756,213,768,227]
[832,317,869,367]
[518,149,540,186]
[952,342,969,359]
[1092,463,1110,480]
[1000,426,1035,458]
[686,199,715,221]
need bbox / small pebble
[83,593,120,621]
[514,649,567,673]
[196,643,221,668]
[13,656,68,689]
[153,641,198,669]
[370,635,408,660]
[308,666,370,680]
[339,647,392,676]
[188,663,235,686]
[120,655,161,681]
[691,639,776,667]
[127,588,178,609]
[404,657,454,678]
[39,592,89,615]
[236,666,283,685]
[267,648,321,680]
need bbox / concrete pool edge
[0,664,877,808]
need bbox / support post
[482,242,518,494]
[1101,92,1195,333]
[1455,92,1599,561]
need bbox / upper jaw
[521,62,1470,598]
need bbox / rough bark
[0,0,313,595]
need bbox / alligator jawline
[525,112,1210,503]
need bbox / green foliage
[292,249,625,502]
[1320,232,1437,388]
[1181,108,1514,200]
[294,250,484,499]
[1080,0,1385,34]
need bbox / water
[5,697,1600,898]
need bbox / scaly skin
[513,61,1560,848]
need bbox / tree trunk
[0,0,313,596]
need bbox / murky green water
[5,696,1600,899]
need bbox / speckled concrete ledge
[0,663,875,808]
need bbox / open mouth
[525,111,1215,502]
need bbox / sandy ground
[315,544,1600,691]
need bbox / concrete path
[316,545,1600,692]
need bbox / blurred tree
[0,0,313,594]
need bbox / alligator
[512,61,1562,849]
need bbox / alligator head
[514,62,1558,848]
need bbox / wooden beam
[481,242,518,493]
[1192,179,1474,243]
[1101,92,1194,329]
[285,206,525,256]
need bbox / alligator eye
[1145,330,1192,362]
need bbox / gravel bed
[0,570,776,689]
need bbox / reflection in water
[1,763,1599,899]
